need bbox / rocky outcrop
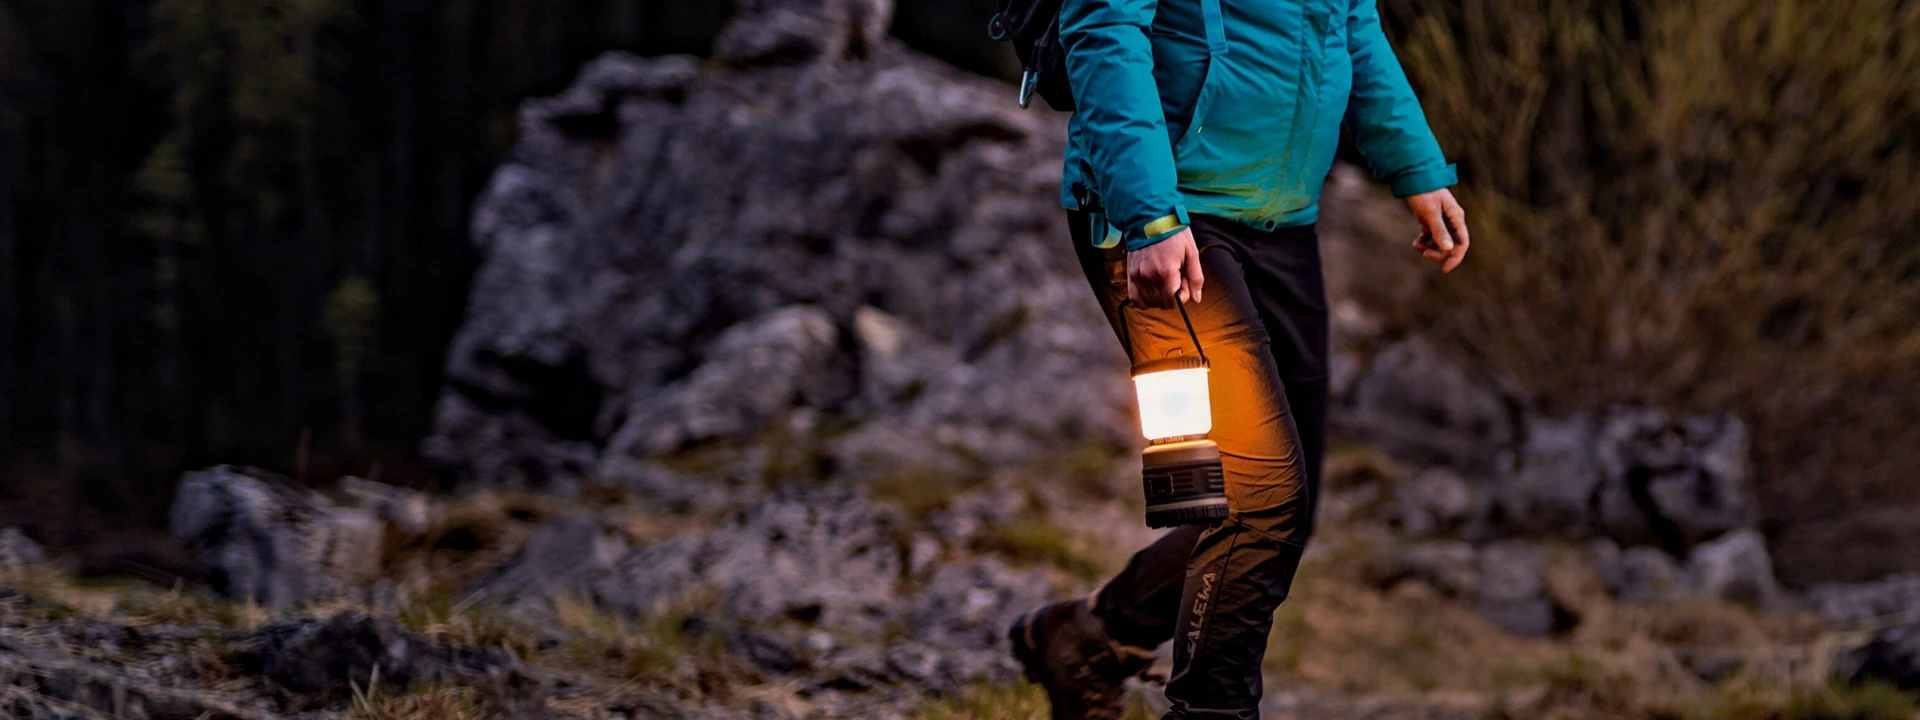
[1489,409,1756,552]
[422,9,1135,495]
[169,467,386,609]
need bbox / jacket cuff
[1126,208,1191,251]
[1388,163,1459,198]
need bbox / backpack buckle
[1018,67,1038,110]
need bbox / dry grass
[1268,526,1915,719]
[1369,0,1920,583]
[347,680,501,720]
[918,681,1051,720]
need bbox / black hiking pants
[1069,211,1328,719]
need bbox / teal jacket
[1059,0,1457,249]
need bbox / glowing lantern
[1122,304,1229,528]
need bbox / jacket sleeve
[1345,0,1457,198]
[1060,0,1189,250]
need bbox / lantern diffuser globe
[1132,361,1212,441]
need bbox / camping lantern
[1122,303,1229,528]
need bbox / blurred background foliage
[0,0,1915,573]
[1376,0,1920,577]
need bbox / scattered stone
[1342,337,1515,473]
[169,467,385,609]
[1806,573,1920,627]
[1836,622,1920,691]
[592,488,906,634]
[1678,651,1747,684]
[0,528,45,570]
[907,559,1050,656]
[1683,529,1779,608]
[1381,541,1481,598]
[1377,540,1564,637]
[336,477,438,536]
[1385,467,1476,538]
[1588,540,1687,603]
[1475,542,1555,637]
[473,513,632,598]
[238,610,534,698]
[1490,409,1757,551]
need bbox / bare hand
[1126,228,1204,309]
[1406,189,1470,273]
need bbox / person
[1006,0,1472,718]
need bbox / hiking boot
[1008,597,1158,720]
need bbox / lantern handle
[1116,298,1208,367]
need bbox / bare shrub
[1375,0,1920,582]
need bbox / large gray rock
[1490,409,1757,551]
[169,467,385,609]
[423,9,1139,493]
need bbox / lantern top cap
[1132,356,1208,376]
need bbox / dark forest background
[0,0,1018,560]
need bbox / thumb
[1182,240,1205,304]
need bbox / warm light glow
[1133,367,1212,440]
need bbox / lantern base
[1141,439,1228,528]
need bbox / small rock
[474,514,632,598]
[1679,651,1747,683]
[1343,337,1515,472]
[908,560,1052,653]
[592,488,905,634]
[1475,541,1554,637]
[1836,622,1920,691]
[1387,467,1476,538]
[239,610,532,697]
[1590,540,1688,603]
[170,466,385,608]
[1806,573,1920,627]
[338,477,438,535]
[1684,529,1779,608]
[1381,541,1480,597]
[0,528,45,570]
